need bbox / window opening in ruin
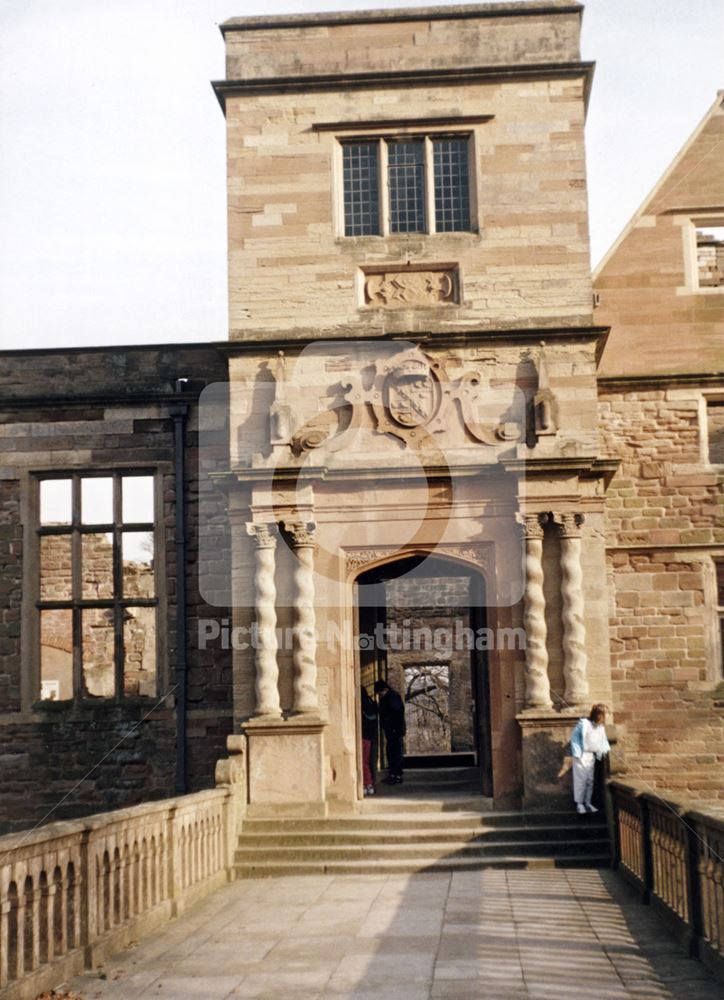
[706,399,724,465]
[695,225,724,288]
[342,134,472,236]
[404,664,451,754]
[38,473,158,701]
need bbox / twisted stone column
[517,513,552,709]
[555,512,589,707]
[245,523,282,718]
[284,521,319,714]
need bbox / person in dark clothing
[360,686,379,796]
[374,679,406,784]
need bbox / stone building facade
[213,1,615,813]
[0,346,233,831]
[0,3,721,831]
[595,92,724,799]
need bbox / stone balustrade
[0,760,246,1000]
[609,778,724,984]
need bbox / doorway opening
[355,553,492,796]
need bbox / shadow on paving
[61,862,722,999]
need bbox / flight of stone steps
[234,767,610,877]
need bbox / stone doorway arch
[354,551,493,797]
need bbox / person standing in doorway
[361,686,378,796]
[570,704,610,814]
[374,679,406,784]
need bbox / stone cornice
[220,3,584,33]
[501,456,619,481]
[597,372,724,391]
[212,62,595,110]
[218,326,609,355]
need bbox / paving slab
[66,868,723,999]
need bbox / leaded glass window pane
[433,137,471,232]
[342,142,380,236]
[388,139,425,234]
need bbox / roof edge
[219,1,583,34]
[593,90,724,281]
[0,340,228,358]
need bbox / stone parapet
[0,781,246,1000]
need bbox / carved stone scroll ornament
[286,346,521,454]
[245,522,282,718]
[553,512,589,706]
[290,379,361,456]
[459,372,498,446]
[364,269,457,308]
[516,513,553,709]
[283,521,320,715]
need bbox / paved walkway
[67,869,721,999]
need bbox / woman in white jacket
[570,704,610,815]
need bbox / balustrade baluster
[8,883,20,981]
[122,845,131,921]
[48,865,65,958]
[38,872,49,966]
[0,896,11,987]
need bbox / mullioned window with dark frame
[341,134,472,237]
[37,472,158,701]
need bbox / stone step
[393,767,479,784]
[363,796,494,812]
[234,854,611,877]
[236,823,608,847]
[234,837,610,863]
[240,811,606,832]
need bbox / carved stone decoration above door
[345,541,494,579]
[385,356,438,428]
[276,344,523,457]
[370,348,446,442]
[362,267,458,308]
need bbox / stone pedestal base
[517,710,580,810]
[243,715,328,817]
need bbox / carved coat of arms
[385,358,437,428]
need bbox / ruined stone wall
[600,384,724,801]
[384,575,473,753]
[0,479,22,713]
[0,345,233,831]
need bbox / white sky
[0,0,722,350]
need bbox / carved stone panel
[345,542,493,579]
[362,267,459,308]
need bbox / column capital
[515,511,548,539]
[283,520,317,548]
[552,512,585,538]
[246,522,279,549]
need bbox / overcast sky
[0,0,722,351]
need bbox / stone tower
[213,2,613,811]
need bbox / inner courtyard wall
[599,383,724,800]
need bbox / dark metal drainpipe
[171,382,189,795]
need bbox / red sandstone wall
[600,386,724,801]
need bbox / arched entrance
[355,553,493,797]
